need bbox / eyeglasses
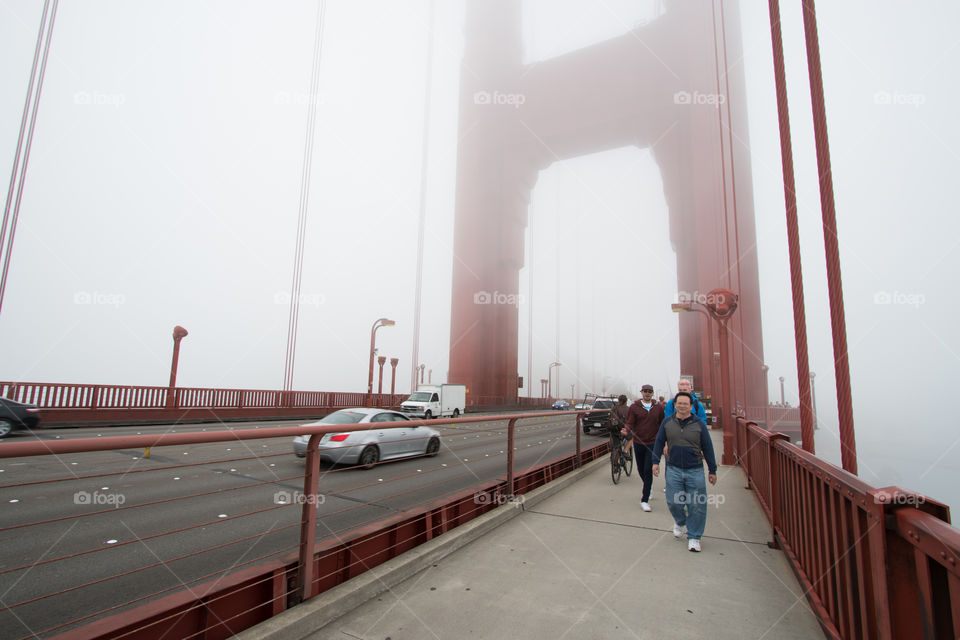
[641,389,653,393]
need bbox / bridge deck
[250,431,825,639]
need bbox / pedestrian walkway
[242,431,825,640]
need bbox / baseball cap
[641,384,654,392]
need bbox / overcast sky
[1,0,958,506]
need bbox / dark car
[0,397,40,438]
[551,400,571,411]
[581,395,617,434]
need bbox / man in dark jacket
[624,384,663,512]
[609,394,631,461]
[652,392,718,552]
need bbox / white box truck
[400,384,466,419]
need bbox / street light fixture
[166,325,189,409]
[779,376,786,406]
[671,289,738,464]
[368,318,396,406]
[547,362,562,399]
[809,371,818,430]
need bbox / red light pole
[377,356,386,395]
[166,325,188,409]
[389,357,399,395]
[367,318,395,406]
[672,289,738,464]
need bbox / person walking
[624,384,663,512]
[652,391,717,552]
[664,378,708,423]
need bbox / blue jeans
[633,442,655,502]
[665,465,708,540]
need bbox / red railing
[0,411,603,639]
[734,417,959,639]
[0,381,555,427]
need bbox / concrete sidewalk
[241,433,824,640]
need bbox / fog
[1,1,958,507]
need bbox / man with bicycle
[609,394,631,460]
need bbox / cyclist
[610,394,631,461]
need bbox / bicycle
[610,429,633,484]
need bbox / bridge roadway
[0,412,579,639]
[240,430,826,640]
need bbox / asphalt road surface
[0,413,603,639]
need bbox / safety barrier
[0,381,555,427]
[734,417,959,639]
[0,411,604,639]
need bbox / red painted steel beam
[800,0,857,474]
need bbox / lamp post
[547,362,561,399]
[672,289,738,464]
[428,369,432,384]
[419,364,425,385]
[670,302,716,399]
[377,356,386,395]
[761,364,770,428]
[809,371,818,431]
[779,376,786,406]
[166,325,188,409]
[540,378,548,399]
[389,357,399,395]
[367,318,395,406]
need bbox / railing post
[506,418,517,497]
[767,432,790,549]
[575,413,582,467]
[864,487,897,638]
[296,434,323,604]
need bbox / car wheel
[426,436,440,456]
[452,409,460,418]
[424,410,432,420]
[294,452,305,458]
[0,420,12,438]
[359,445,380,470]
[582,425,590,435]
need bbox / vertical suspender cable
[410,0,435,394]
[800,0,856,473]
[283,0,327,393]
[767,0,815,453]
[0,0,58,319]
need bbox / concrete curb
[233,456,607,640]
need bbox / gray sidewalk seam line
[232,456,608,640]
[523,509,773,545]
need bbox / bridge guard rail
[734,417,959,640]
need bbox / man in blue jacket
[663,378,708,423]
[652,392,717,553]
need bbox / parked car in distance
[0,397,40,438]
[551,399,571,411]
[292,408,441,469]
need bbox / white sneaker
[640,502,651,512]
[673,523,686,539]
[688,539,701,552]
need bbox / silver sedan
[292,408,441,469]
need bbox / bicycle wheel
[623,445,633,476]
[610,447,622,484]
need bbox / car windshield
[408,392,432,402]
[318,411,366,424]
[593,400,614,409]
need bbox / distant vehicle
[574,403,591,411]
[400,384,466,419]
[581,394,617,434]
[551,399,571,411]
[0,397,40,438]
[292,408,441,469]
